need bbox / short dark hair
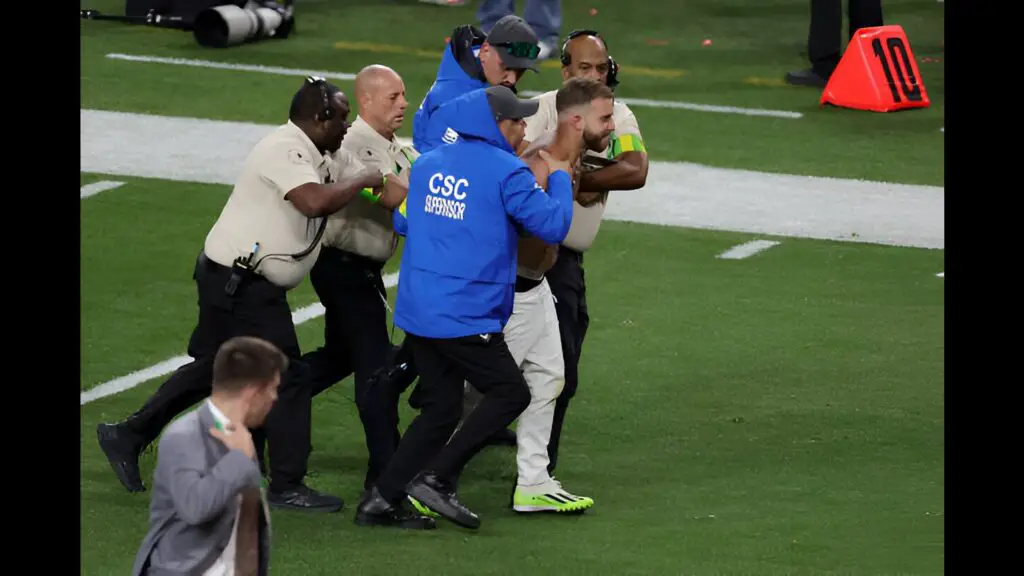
[555,77,614,113]
[212,336,289,393]
[289,79,341,122]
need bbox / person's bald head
[354,64,408,138]
[561,33,612,85]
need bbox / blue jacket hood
[412,27,490,153]
[442,88,514,154]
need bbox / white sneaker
[512,478,594,513]
[537,40,556,60]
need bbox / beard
[582,129,611,152]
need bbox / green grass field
[81,1,944,574]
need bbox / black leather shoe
[785,68,828,88]
[406,471,480,529]
[354,487,437,530]
[268,484,344,512]
[97,422,146,493]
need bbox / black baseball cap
[486,15,541,72]
[484,85,540,122]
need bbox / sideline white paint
[80,109,945,249]
[520,90,803,119]
[80,273,399,405]
[81,180,124,199]
[936,272,944,277]
[105,53,357,82]
[716,239,781,259]
[104,52,802,119]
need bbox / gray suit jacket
[132,402,271,576]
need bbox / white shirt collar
[207,398,230,430]
[350,115,399,150]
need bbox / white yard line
[716,239,781,259]
[80,110,945,249]
[104,52,802,119]
[520,90,803,119]
[105,53,357,82]
[81,180,124,199]
[80,272,399,405]
[936,272,944,277]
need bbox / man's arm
[501,165,573,244]
[578,150,648,192]
[367,171,408,210]
[260,146,383,218]
[158,430,261,526]
[284,170,383,217]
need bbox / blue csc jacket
[412,25,490,154]
[393,88,575,339]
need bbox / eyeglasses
[496,42,540,60]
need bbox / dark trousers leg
[122,253,310,490]
[228,280,307,492]
[124,255,250,445]
[427,333,531,483]
[544,247,589,474]
[305,262,354,399]
[808,0,843,78]
[848,0,883,38]
[303,248,401,489]
[376,334,467,502]
[807,0,884,78]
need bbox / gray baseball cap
[486,15,541,72]
[484,85,540,122]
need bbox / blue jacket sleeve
[500,167,574,244]
[412,104,431,153]
[393,198,408,236]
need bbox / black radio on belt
[224,243,260,296]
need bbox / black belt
[515,275,543,293]
[558,245,583,264]
[321,246,386,270]
[196,251,275,293]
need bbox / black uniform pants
[808,0,884,78]
[544,245,589,474]
[301,246,407,490]
[124,252,313,492]
[375,332,531,503]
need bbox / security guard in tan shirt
[520,30,650,475]
[301,65,421,494]
[96,77,406,514]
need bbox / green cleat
[513,480,594,513]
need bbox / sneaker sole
[513,502,593,513]
[354,513,437,530]
[268,500,344,513]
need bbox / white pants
[504,278,565,487]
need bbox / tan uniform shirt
[523,89,646,252]
[204,121,347,289]
[322,116,418,263]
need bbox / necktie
[234,486,261,576]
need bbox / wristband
[360,188,380,203]
[360,174,387,204]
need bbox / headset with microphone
[559,29,619,89]
[307,75,334,121]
